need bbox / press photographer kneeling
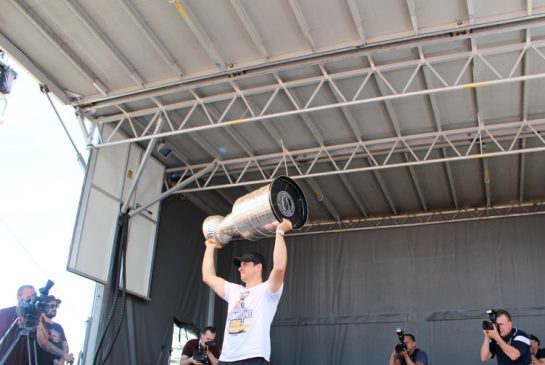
[388,329,428,365]
[181,326,221,365]
[480,309,531,365]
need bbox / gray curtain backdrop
[102,198,545,365]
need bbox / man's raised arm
[268,219,292,293]
[202,239,226,298]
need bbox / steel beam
[129,160,217,217]
[230,0,270,60]
[319,64,368,217]
[92,46,545,147]
[64,0,144,86]
[287,0,317,52]
[369,55,424,212]
[119,0,184,76]
[519,31,531,203]
[406,0,419,34]
[43,88,87,169]
[419,47,459,209]
[77,15,545,107]
[467,0,475,25]
[171,0,226,70]
[274,72,344,220]
[519,139,527,203]
[0,31,69,104]
[471,39,492,207]
[10,0,108,95]
[291,201,545,235]
[346,0,366,44]
[159,118,545,193]
[89,36,545,122]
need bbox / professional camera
[193,341,216,364]
[395,328,408,353]
[482,309,499,332]
[16,280,55,331]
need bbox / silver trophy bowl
[202,176,308,247]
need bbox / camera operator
[180,327,221,365]
[480,309,531,365]
[0,285,36,365]
[530,334,545,365]
[388,333,428,365]
[36,296,74,365]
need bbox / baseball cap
[233,252,266,267]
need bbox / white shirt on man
[219,280,283,362]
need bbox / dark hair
[200,326,217,335]
[495,309,512,321]
[530,334,540,345]
[404,333,416,342]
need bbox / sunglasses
[48,304,59,309]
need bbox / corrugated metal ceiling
[2,0,545,230]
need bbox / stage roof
[2,0,545,232]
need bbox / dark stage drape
[101,197,545,365]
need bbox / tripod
[0,318,39,365]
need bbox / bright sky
[0,60,95,359]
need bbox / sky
[0,60,95,360]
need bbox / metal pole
[41,84,87,169]
[129,160,218,217]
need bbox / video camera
[193,341,216,364]
[395,328,408,354]
[482,309,499,332]
[16,280,55,331]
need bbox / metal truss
[161,118,545,193]
[80,18,545,227]
[92,35,545,148]
[285,201,545,236]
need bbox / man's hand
[63,353,75,363]
[190,356,203,365]
[390,346,397,357]
[389,346,400,365]
[483,326,501,341]
[277,218,293,233]
[205,238,222,250]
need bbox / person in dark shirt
[0,285,36,365]
[480,309,531,365]
[388,333,428,365]
[181,326,221,365]
[530,334,545,365]
[36,295,74,365]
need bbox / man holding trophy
[201,176,307,364]
[202,218,292,365]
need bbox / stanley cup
[202,176,308,247]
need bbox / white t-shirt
[219,280,283,362]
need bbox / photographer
[530,334,545,365]
[388,333,428,365]
[36,295,74,365]
[480,309,531,365]
[0,285,36,365]
[180,327,220,365]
